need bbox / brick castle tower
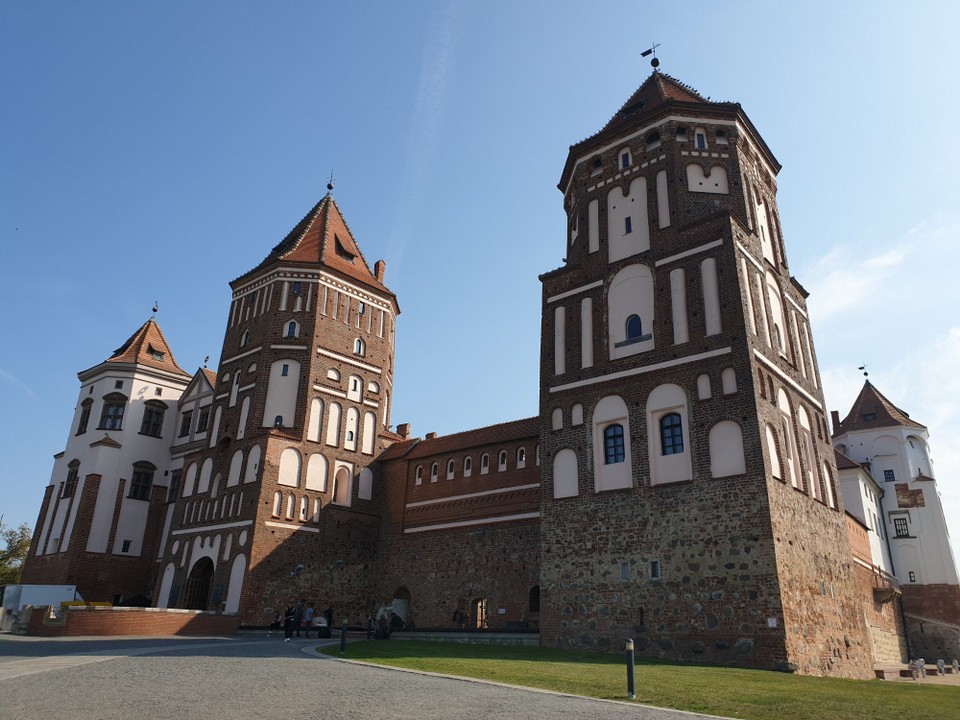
[152,187,400,623]
[537,72,873,677]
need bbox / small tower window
[292,281,301,295]
[129,461,156,501]
[99,393,127,430]
[695,129,707,150]
[603,424,625,465]
[446,459,455,480]
[650,560,661,580]
[281,364,289,376]
[624,217,632,234]
[660,413,684,455]
[62,461,80,498]
[480,453,490,475]
[354,338,366,357]
[430,463,438,483]
[286,321,298,338]
[76,399,92,435]
[498,450,507,471]
[620,149,631,169]
[676,127,688,142]
[645,131,661,151]
[415,465,423,485]
[240,330,249,348]
[716,129,728,146]
[464,457,472,476]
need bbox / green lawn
[320,640,958,720]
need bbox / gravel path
[0,634,729,720]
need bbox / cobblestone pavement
[0,634,727,720]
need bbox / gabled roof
[597,72,713,135]
[234,192,395,303]
[178,367,218,406]
[104,318,190,377]
[835,381,925,435]
[201,368,217,387]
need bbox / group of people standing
[908,657,959,679]
[269,600,334,641]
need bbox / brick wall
[27,605,239,637]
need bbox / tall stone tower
[153,189,399,624]
[23,318,192,602]
[538,72,872,677]
[833,381,960,658]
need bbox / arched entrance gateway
[181,557,214,610]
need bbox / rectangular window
[894,517,909,537]
[883,469,895,482]
[167,471,181,503]
[281,364,289,377]
[621,152,630,169]
[76,404,91,435]
[908,571,916,582]
[129,468,154,501]
[620,562,630,581]
[115,380,123,389]
[121,540,131,553]
[650,560,661,580]
[292,281,301,295]
[604,424,625,465]
[196,407,210,433]
[624,216,632,234]
[100,401,125,430]
[140,405,165,437]
[695,132,706,150]
[62,467,79,499]
[179,410,193,438]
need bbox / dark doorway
[182,557,214,610]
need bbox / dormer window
[147,345,165,362]
[335,235,355,263]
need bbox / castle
[22,72,959,677]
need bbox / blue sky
[1,1,958,559]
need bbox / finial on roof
[327,170,335,193]
[203,355,210,368]
[152,301,159,317]
[641,42,661,70]
[858,364,869,379]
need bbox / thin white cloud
[0,366,40,401]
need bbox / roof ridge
[417,415,539,443]
[326,195,377,279]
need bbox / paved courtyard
[0,633,724,720]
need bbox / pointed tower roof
[104,318,190,377]
[598,72,713,135]
[235,192,395,302]
[835,381,925,435]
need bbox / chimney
[830,410,841,436]
[374,260,386,283]
[425,432,438,440]
[396,423,410,440]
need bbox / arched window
[497,450,507,471]
[99,392,127,430]
[603,424,625,464]
[62,460,80,498]
[129,461,156,501]
[76,399,92,435]
[645,131,661,150]
[625,314,644,341]
[480,453,490,475]
[619,148,632,169]
[446,459,455,480]
[240,330,249,348]
[463,457,472,477]
[415,465,423,485]
[299,496,308,521]
[660,413,684,455]
[430,462,438,483]
[285,493,295,519]
[272,491,282,517]
[286,321,298,338]
[694,127,707,149]
[353,338,366,356]
[517,447,526,468]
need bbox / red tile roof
[835,381,925,435]
[105,318,190,377]
[403,417,539,460]
[834,448,861,471]
[201,368,217,387]
[377,438,420,462]
[597,72,713,136]
[234,193,396,305]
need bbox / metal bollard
[340,618,349,654]
[625,638,636,699]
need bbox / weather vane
[858,364,869,378]
[641,42,661,69]
[327,170,335,193]
[152,301,159,317]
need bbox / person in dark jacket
[294,599,305,637]
[283,604,296,642]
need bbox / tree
[0,520,32,585]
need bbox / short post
[625,638,636,699]
[340,618,348,654]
